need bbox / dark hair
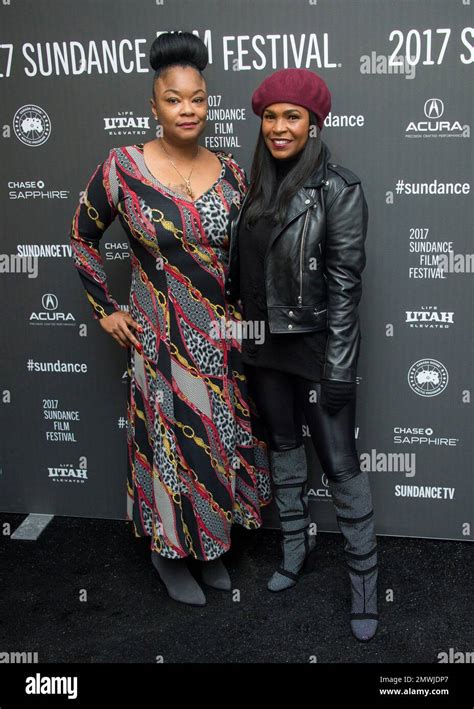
[244,110,322,228]
[150,31,208,89]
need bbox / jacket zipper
[298,190,316,305]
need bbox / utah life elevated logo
[103,110,150,136]
[405,305,454,329]
[48,460,88,484]
[405,98,469,138]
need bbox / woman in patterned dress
[70,32,271,606]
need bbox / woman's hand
[99,311,143,352]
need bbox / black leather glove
[320,378,356,416]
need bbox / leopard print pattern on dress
[195,189,230,247]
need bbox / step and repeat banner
[0,0,472,540]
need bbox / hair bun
[150,31,208,72]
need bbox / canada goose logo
[408,359,448,397]
[13,104,51,146]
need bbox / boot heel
[302,547,318,574]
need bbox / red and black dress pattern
[70,143,271,560]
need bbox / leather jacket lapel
[263,188,319,259]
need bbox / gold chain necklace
[159,139,200,200]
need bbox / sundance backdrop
[1,0,472,541]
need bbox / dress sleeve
[225,153,249,198]
[70,149,122,321]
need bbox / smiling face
[150,65,208,143]
[261,102,311,160]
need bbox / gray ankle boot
[198,558,232,591]
[151,552,207,606]
[328,471,378,641]
[267,445,318,592]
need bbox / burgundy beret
[251,68,332,130]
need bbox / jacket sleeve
[69,149,122,321]
[322,181,368,383]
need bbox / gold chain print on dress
[70,145,271,560]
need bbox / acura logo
[42,293,58,310]
[424,99,444,119]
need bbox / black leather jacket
[225,141,368,384]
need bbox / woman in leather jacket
[226,68,378,641]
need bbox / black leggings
[245,366,361,484]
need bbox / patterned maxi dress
[70,143,271,560]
